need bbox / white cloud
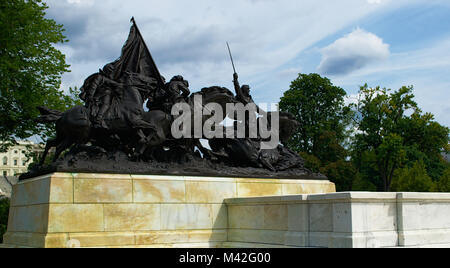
[44,0,390,93]
[67,0,94,6]
[332,37,450,83]
[330,37,450,127]
[277,67,302,79]
[42,0,450,128]
[318,28,390,76]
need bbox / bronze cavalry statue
[22,18,325,181]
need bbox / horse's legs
[39,138,59,166]
[132,129,149,161]
[53,138,73,162]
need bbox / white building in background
[0,141,44,176]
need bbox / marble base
[225,192,450,248]
[2,172,335,248]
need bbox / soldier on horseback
[146,75,190,114]
[79,62,122,129]
[31,19,307,178]
[166,75,190,104]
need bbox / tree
[320,160,358,192]
[0,0,73,151]
[298,152,322,173]
[279,73,356,191]
[433,167,450,192]
[279,73,352,163]
[351,172,377,192]
[400,113,449,182]
[390,160,435,192]
[350,85,449,191]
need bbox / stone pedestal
[1,172,335,248]
[224,192,450,248]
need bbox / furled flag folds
[111,18,165,88]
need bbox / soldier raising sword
[227,42,267,114]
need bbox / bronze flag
[111,18,165,88]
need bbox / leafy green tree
[401,113,450,182]
[351,172,377,192]
[320,160,357,192]
[390,160,435,192]
[298,152,356,191]
[279,73,357,191]
[279,73,352,162]
[298,152,322,173]
[433,167,450,192]
[0,198,10,243]
[0,0,73,151]
[351,85,449,191]
[66,86,83,107]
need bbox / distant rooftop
[0,140,42,146]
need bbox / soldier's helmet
[242,85,251,95]
[171,75,184,82]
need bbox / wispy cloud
[45,0,389,92]
[42,0,449,127]
[331,37,450,127]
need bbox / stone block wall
[225,192,450,248]
[2,173,335,248]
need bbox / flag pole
[130,17,165,88]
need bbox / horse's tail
[35,106,64,123]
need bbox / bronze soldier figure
[79,63,122,129]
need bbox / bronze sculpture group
[23,19,324,181]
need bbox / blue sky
[45,0,450,127]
